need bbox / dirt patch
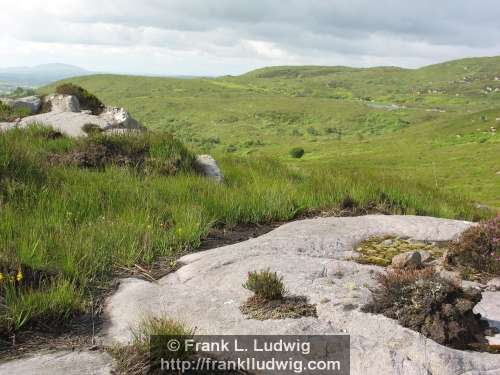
[198,223,281,251]
[240,295,317,320]
[355,236,447,266]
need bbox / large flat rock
[18,111,110,137]
[0,351,114,375]
[103,215,500,375]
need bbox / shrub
[55,83,105,115]
[445,216,500,278]
[243,269,287,300]
[289,147,305,159]
[363,268,488,349]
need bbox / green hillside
[42,56,500,207]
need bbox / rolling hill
[42,56,500,207]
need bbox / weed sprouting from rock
[111,316,194,375]
[241,269,316,320]
[243,268,287,300]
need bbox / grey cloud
[1,0,500,74]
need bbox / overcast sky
[2,0,500,76]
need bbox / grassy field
[43,56,500,207]
[0,56,498,341]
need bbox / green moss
[355,236,445,266]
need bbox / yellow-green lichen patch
[355,236,446,267]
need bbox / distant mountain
[0,63,90,87]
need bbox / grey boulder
[44,94,80,113]
[391,251,422,269]
[194,154,224,182]
[100,106,142,130]
[0,96,41,114]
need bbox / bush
[243,269,287,300]
[55,83,105,115]
[363,268,488,349]
[445,215,500,278]
[289,147,305,159]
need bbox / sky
[1,0,500,76]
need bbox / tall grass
[0,127,489,336]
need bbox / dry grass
[363,268,489,350]
[240,295,317,320]
[445,216,500,280]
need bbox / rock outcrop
[1,215,499,374]
[101,215,500,375]
[44,94,80,113]
[0,94,144,137]
[0,96,41,114]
